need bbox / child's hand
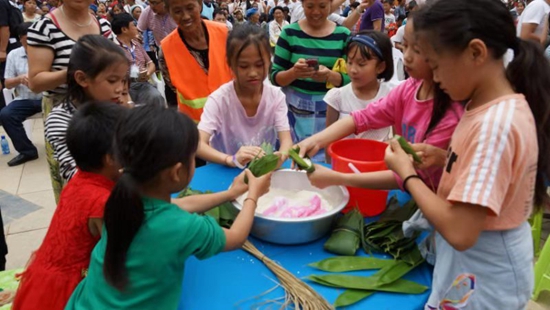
[307,164,340,189]
[292,58,315,79]
[229,171,249,200]
[274,151,287,168]
[245,169,272,201]
[385,139,417,178]
[295,137,322,161]
[412,143,448,170]
[311,65,331,83]
[236,146,265,166]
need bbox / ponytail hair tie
[348,35,384,60]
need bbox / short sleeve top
[27,16,113,96]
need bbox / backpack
[7,0,24,36]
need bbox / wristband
[403,174,422,194]
[233,154,246,169]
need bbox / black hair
[272,5,284,15]
[407,0,417,11]
[213,7,227,17]
[396,14,406,22]
[415,0,550,209]
[103,105,199,290]
[350,2,360,9]
[259,13,268,23]
[346,30,394,81]
[66,101,127,172]
[112,2,124,13]
[66,35,129,105]
[17,22,32,38]
[282,6,290,12]
[384,0,393,5]
[111,13,135,35]
[226,23,271,68]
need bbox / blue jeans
[0,99,42,157]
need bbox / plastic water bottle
[1,135,10,155]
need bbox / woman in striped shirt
[270,0,350,161]
[26,0,112,202]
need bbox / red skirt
[12,262,85,310]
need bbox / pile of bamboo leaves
[363,198,421,265]
[307,254,426,307]
[312,197,427,307]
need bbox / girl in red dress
[12,102,127,310]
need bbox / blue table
[178,164,432,309]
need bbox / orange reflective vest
[161,21,233,122]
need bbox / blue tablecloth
[178,163,432,310]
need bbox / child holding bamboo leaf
[385,0,550,308]
[65,106,272,309]
[197,24,293,169]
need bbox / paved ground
[0,119,549,308]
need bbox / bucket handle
[348,163,362,174]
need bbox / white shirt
[290,2,345,25]
[517,0,550,38]
[384,13,396,27]
[269,19,289,46]
[4,47,42,101]
[324,83,393,140]
[267,0,286,9]
[391,24,405,46]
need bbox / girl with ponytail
[385,0,550,308]
[66,105,272,309]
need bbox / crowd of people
[0,0,548,309]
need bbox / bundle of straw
[242,240,334,310]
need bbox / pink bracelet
[232,154,246,169]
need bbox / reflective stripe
[178,91,207,109]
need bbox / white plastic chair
[390,48,406,86]
[150,73,166,101]
[2,88,38,140]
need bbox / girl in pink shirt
[300,16,463,192]
[385,0,550,308]
[197,24,292,168]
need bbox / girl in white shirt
[324,30,395,141]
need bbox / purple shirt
[359,0,385,31]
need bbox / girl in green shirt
[65,105,272,310]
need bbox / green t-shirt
[65,197,226,310]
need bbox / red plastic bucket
[327,139,389,217]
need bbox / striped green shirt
[271,23,351,95]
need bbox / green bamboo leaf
[308,256,394,272]
[308,274,428,294]
[334,290,374,308]
[244,154,279,184]
[375,260,416,285]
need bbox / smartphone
[306,58,319,71]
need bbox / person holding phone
[270,0,350,162]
